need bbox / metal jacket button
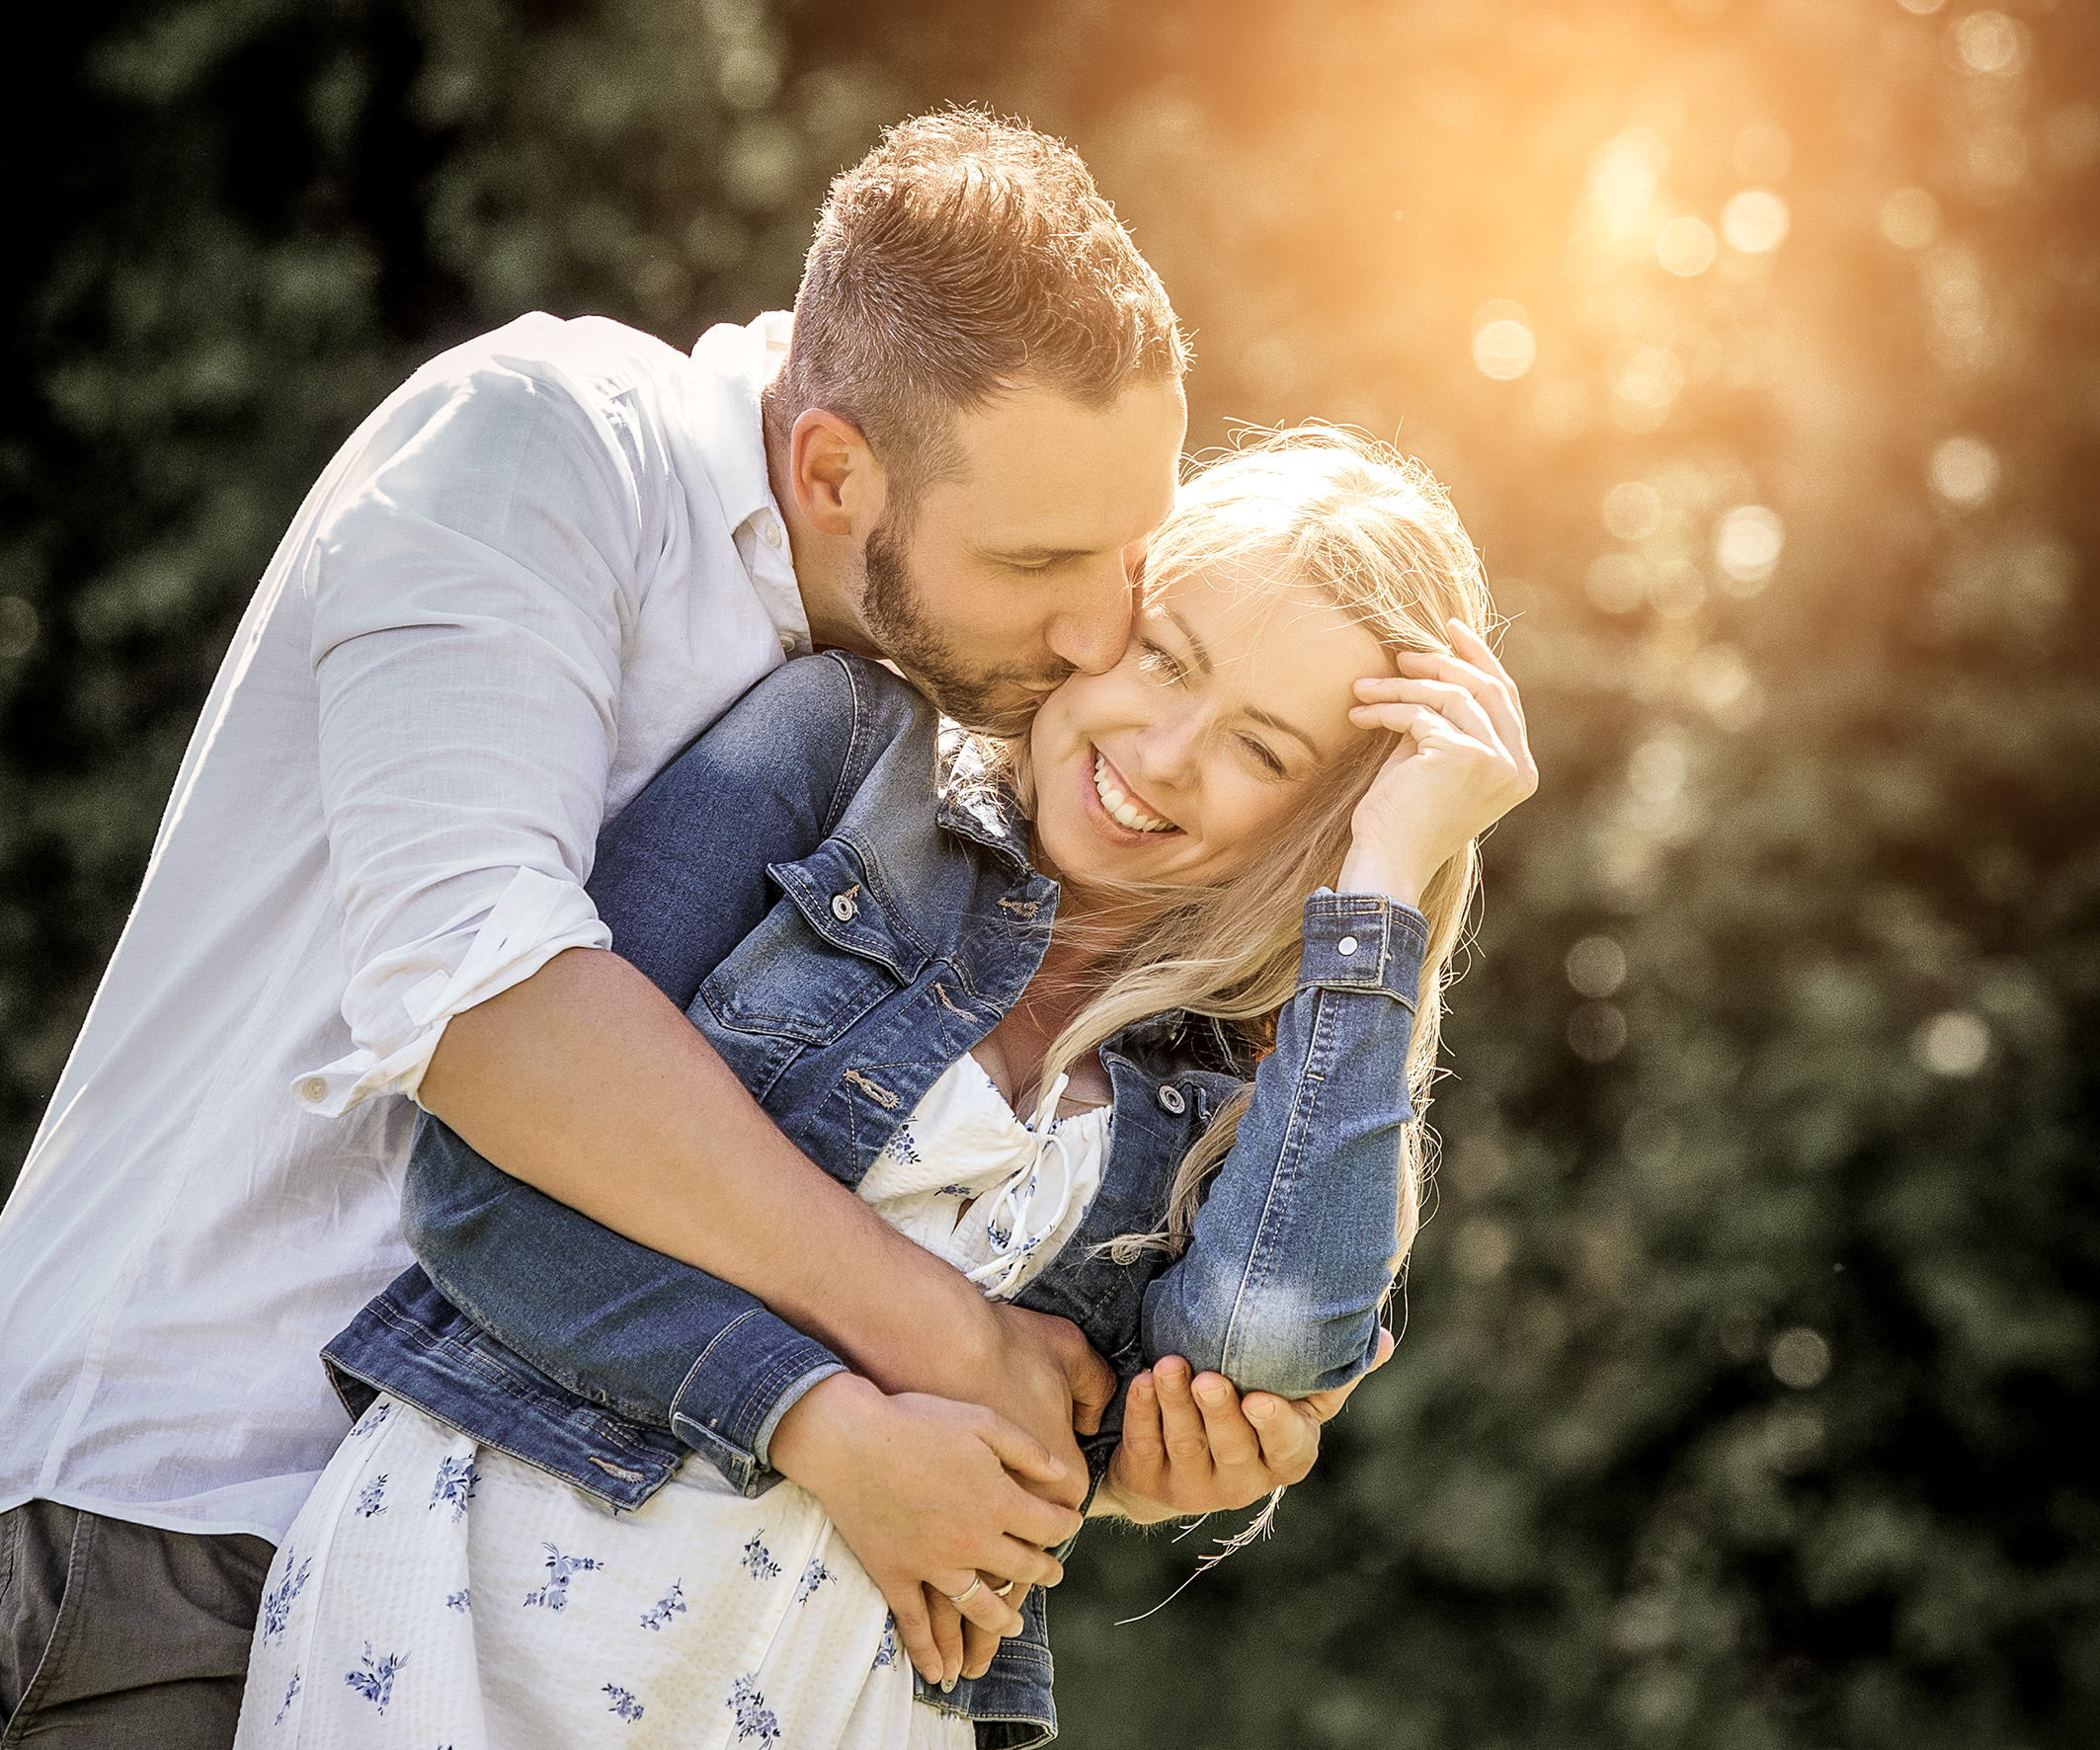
[1336,935,1359,957]
[1157,1083,1186,1115]
[830,893,857,922]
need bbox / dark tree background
[4,2,2096,1745]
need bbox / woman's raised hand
[1336,618,1537,909]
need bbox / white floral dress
[234,1055,1110,1750]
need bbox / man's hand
[1094,1329,1396,1524]
[767,1374,1082,1690]
[979,1304,1117,1487]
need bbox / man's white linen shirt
[0,310,811,1542]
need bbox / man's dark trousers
[0,1500,270,1747]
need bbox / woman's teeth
[1093,755,1174,834]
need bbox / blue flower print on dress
[429,1454,477,1522]
[348,1401,391,1440]
[739,1533,781,1581]
[873,1618,897,1670]
[524,1543,605,1611]
[355,1473,388,1517]
[939,1184,974,1198]
[274,1669,301,1724]
[444,1587,471,1614]
[603,1684,645,1723]
[727,1674,781,1746]
[887,1126,923,1166]
[344,1642,407,1714]
[260,1548,312,1643]
[794,1556,836,1604]
[640,1581,687,1631]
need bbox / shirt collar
[687,311,808,649]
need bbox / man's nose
[1044,544,1143,677]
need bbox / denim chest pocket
[697,835,932,1047]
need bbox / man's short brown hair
[764,108,1189,517]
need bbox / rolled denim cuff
[667,1308,848,1496]
[1298,891,1428,1005]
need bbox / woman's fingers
[985,1535,1063,1593]
[947,1566,1030,1637]
[1387,625,1535,781]
[884,1584,944,1687]
[1150,1356,1218,1473]
[1448,617,1523,715]
[1351,676,1505,753]
[1385,652,1523,753]
[960,1612,1009,1683]
[1349,700,1484,758]
[1186,1372,1292,1506]
[925,1586,965,1689]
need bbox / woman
[236,431,1535,1749]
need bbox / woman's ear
[788,408,887,537]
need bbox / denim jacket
[324,652,1426,1747]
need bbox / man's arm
[418,950,1109,1469]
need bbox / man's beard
[861,518,1071,737]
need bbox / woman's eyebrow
[1242,705,1322,762]
[1164,607,1214,674]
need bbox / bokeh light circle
[1602,481,1663,541]
[1566,936,1628,999]
[1912,1010,1989,1075]
[1715,505,1785,590]
[1770,1328,1832,1390]
[1879,187,1940,249]
[1474,319,1537,380]
[1929,436,1999,509]
[1953,10,2025,75]
[1585,554,1647,613]
[1656,215,1717,276]
[1568,1002,1628,1063]
[1722,189,1791,253]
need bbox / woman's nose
[1137,709,1203,790]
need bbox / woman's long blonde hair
[972,427,1496,1265]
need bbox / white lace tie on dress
[963,1073,1081,1300]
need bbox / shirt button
[1157,1084,1186,1115]
[299,1076,330,1103]
[830,893,857,922]
[762,517,783,549]
[1336,935,1359,957]
[779,631,796,654]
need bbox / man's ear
[788,407,886,537]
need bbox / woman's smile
[1088,750,1179,836]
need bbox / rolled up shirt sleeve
[288,333,650,1117]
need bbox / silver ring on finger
[945,1577,983,1608]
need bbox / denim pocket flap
[699,840,927,1047]
[767,836,930,984]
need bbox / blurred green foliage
[4,1,2097,1745]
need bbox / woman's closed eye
[1240,734,1287,779]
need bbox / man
[0,111,1354,1742]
